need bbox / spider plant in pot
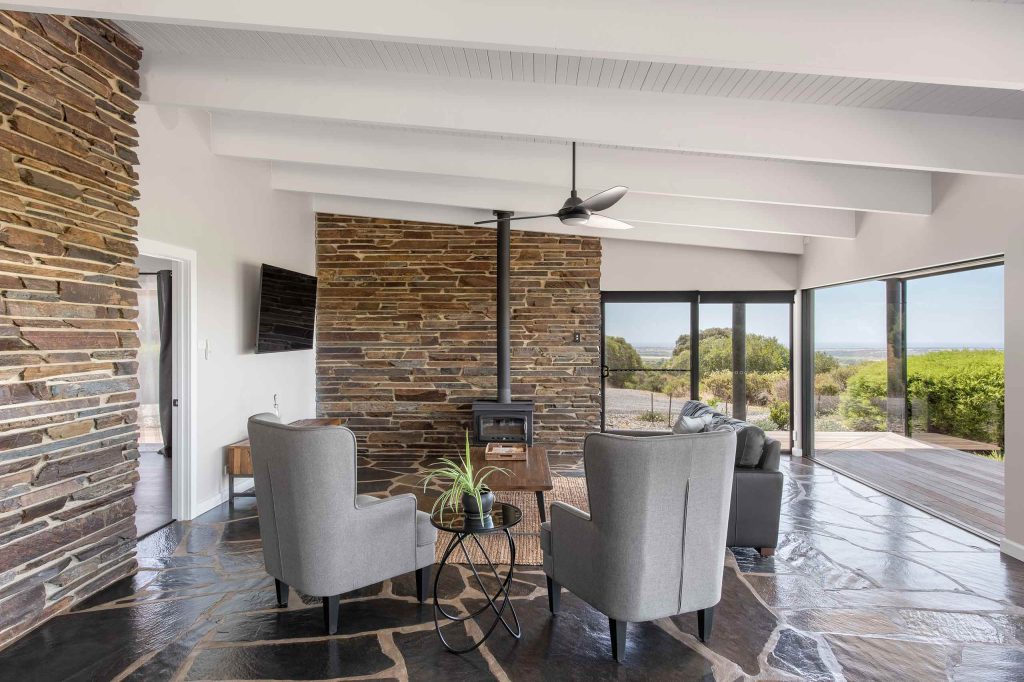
[422,432,510,521]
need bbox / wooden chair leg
[609,618,627,662]
[546,576,560,614]
[415,565,431,603]
[323,595,340,635]
[758,547,776,557]
[274,579,288,608]
[697,606,714,643]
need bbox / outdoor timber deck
[812,431,1004,542]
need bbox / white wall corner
[1000,538,1024,563]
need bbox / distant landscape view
[603,301,791,440]
[603,266,1005,460]
[813,267,1005,459]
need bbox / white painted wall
[600,238,800,291]
[798,173,1024,558]
[135,103,316,515]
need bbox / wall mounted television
[255,264,318,353]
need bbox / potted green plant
[422,432,510,521]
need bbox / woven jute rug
[434,476,590,566]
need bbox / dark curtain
[156,269,173,456]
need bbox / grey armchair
[247,414,437,634]
[541,430,736,661]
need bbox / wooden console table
[224,417,342,506]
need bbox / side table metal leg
[432,529,520,654]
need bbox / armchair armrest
[352,492,419,549]
[550,500,591,523]
[547,501,597,581]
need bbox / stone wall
[316,214,601,458]
[0,12,141,647]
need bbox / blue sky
[603,265,1004,350]
[604,302,790,347]
[815,265,1004,349]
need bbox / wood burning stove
[471,210,535,445]
[473,399,534,445]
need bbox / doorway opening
[135,255,174,536]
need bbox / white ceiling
[11,1,1024,255]
[121,21,1024,120]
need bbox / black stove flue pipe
[494,210,513,404]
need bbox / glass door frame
[601,290,795,451]
[799,256,1005,459]
[600,291,700,432]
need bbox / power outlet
[573,331,581,343]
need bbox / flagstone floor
[2,455,1023,680]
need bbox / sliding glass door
[602,294,696,432]
[803,261,1005,540]
[905,266,1004,454]
[602,291,794,448]
[697,298,793,448]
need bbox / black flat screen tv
[255,264,317,353]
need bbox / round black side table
[430,502,523,654]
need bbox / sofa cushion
[677,400,767,468]
[672,414,710,434]
[732,424,767,468]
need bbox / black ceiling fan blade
[473,213,558,225]
[580,186,628,212]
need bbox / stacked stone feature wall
[0,12,142,647]
[316,214,602,458]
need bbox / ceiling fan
[475,142,633,230]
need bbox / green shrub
[604,336,642,388]
[907,350,1004,446]
[815,373,840,397]
[700,370,733,405]
[637,410,667,423]
[769,401,790,429]
[838,350,1004,445]
[814,351,840,374]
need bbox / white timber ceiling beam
[308,194,805,256]
[270,162,855,240]
[143,55,1024,177]
[11,0,1024,88]
[211,112,933,215]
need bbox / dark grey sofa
[607,400,783,556]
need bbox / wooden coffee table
[470,445,553,522]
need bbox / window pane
[744,303,792,445]
[697,303,734,416]
[137,274,163,445]
[812,280,887,438]
[906,266,1004,456]
[603,302,691,431]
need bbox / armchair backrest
[247,414,359,589]
[582,430,735,620]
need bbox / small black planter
[462,489,495,518]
